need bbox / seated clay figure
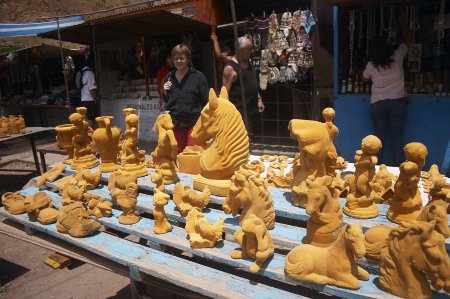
[387,142,428,223]
[57,201,101,237]
[24,192,59,224]
[62,178,86,206]
[305,176,343,247]
[285,224,369,289]
[76,166,101,190]
[223,168,275,229]
[85,194,113,218]
[344,135,382,219]
[427,175,450,213]
[185,208,223,248]
[152,189,172,234]
[369,164,394,203]
[231,214,274,273]
[379,220,450,298]
[150,169,165,193]
[117,182,140,225]
[119,113,147,177]
[173,183,210,216]
[2,192,26,214]
[35,163,66,187]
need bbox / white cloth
[76,66,97,102]
[363,43,408,104]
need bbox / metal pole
[56,16,71,108]
[229,0,249,130]
[141,36,150,98]
[93,25,100,115]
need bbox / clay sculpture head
[1,192,26,214]
[150,169,165,193]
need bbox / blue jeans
[370,97,407,166]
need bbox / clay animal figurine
[289,119,329,207]
[173,183,211,216]
[56,175,75,190]
[344,135,382,218]
[1,192,26,214]
[185,208,223,248]
[335,156,348,169]
[422,164,449,194]
[61,178,86,206]
[85,194,113,218]
[387,142,428,223]
[150,169,165,193]
[304,176,343,247]
[17,115,25,131]
[369,164,394,203]
[191,87,250,196]
[152,189,172,234]
[223,168,275,229]
[57,201,101,237]
[427,175,450,213]
[76,166,101,190]
[24,192,59,224]
[108,169,137,195]
[35,163,66,187]
[151,113,178,184]
[285,224,369,289]
[231,214,274,273]
[119,113,147,177]
[117,182,140,225]
[0,116,11,138]
[379,220,450,298]
[69,112,99,170]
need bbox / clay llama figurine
[152,189,172,234]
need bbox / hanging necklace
[349,10,355,75]
[358,10,363,49]
[436,0,445,55]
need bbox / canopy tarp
[0,16,84,37]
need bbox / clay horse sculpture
[191,87,249,196]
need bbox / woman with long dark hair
[362,16,412,166]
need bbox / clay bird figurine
[85,194,113,218]
[76,166,101,190]
[185,208,223,248]
[173,183,210,216]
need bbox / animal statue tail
[363,225,392,260]
[285,247,305,275]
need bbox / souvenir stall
[330,0,450,173]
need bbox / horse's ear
[421,220,436,242]
[219,86,229,100]
[209,88,218,110]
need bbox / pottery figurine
[387,142,428,223]
[285,224,369,289]
[379,220,450,298]
[150,169,165,193]
[76,166,101,190]
[55,124,76,164]
[119,113,147,177]
[151,114,179,184]
[173,183,210,216]
[117,182,140,225]
[61,178,86,206]
[241,160,265,176]
[223,168,275,229]
[369,164,394,203]
[185,208,223,248]
[57,201,101,237]
[427,175,450,213]
[336,156,348,169]
[191,87,250,196]
[422,164,448,193]
[24,192,59,224]
[9,115,20,134]
[17,115,26,131]
[0,116,11,137]
[1,192,26,214]
[108,169,137,198]
[35,163,66,187]
[152,189,172,234]
[231,214,274,273]
[93,116,121,173]
[69,113,99,170]
[178,151,201,175]
[86,195,113,218]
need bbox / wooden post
[56,17,71,109]
[142,36,150,98]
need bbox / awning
[0,16,84,38]
[39,10,210,45]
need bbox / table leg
[30,134,41,175]
[39,151,48,173]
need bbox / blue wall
[334,94,450,175]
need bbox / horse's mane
[244,170,275,228]
[213,99,249,169]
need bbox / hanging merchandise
[366,7,372,58]
[348,10,355,75]
[253,32,262,52]
[287,49,299,73]
[300,10,316,34]
[297,27,312,51]
[292,10,302,33]
[64,56,75,81]
[259,49,269,90]
[286,29,297,51]
[268,67,280,84]
[436,0,445,55]
[272,30,289,55]
[297,49,313,69]
[268,11,278,38]
[257,15,269,48]
[279,66,287,83]
[280,11,293,38]
[268,50,278,67]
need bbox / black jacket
[163,68,209,128]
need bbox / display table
[0,127,55,175]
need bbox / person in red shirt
[156,55,173,110]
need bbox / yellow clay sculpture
[231,214,274,273]
[35,163,66,187]
[108,169,137,194]
[69,112,99,170]
[305,176,343,247]
[151,114,179,184]
[223,168,275,229]
[57,201,101,237]
[185,208,223,248]
[288,119,329,207]
[86,194,112,218]
[61,178,86,206]
[1,192,26,214]
[55,124,76,164]
[173,183,210,216]
[17,115,25,131]
[116,182,140,225]
[363,224,394,260]
[119,113,147,177]
[178,146,202,175]
[0,116,11,137]
[191,87,249,196]
[344,135,382,218]
[24,192,59,224]
[369,164,394,203]
[93,116,121,173]
[285,224,369,289]
[387,142,428,223]
[76,166,101,190]
[335,156,348,169]
[322,108,340,178]
[379,220,450,298]
[150,169,165,193]
[241,160,265,176]
[152,189,172,234]
[427,175,450,213]
[75,107,95,151]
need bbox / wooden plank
[0,207,303,299]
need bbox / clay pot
[178,152,201,175]
[55,124,76,164]
[93,116,121,173]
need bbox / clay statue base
[344,194,379,219]
[118,214,140,225]
[178,152,201,175]
[387,209,421,224]
[193,174,231,197]
[99,161,120,173]
[71,154,99,171]
[119,164,148,178]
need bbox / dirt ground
[0,132,131,299]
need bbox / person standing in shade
[362,15,411,165]
[222,36,264,139]
[75,55,98,123]
[162,44,209,153]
